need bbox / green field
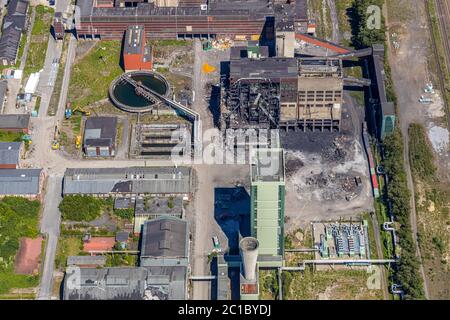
[0,130,23,142]
[23,5,54,78]
[0,197,41,295]
[68,41,123,108]
[54,237,83,271]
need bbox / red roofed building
[83,237,115,252]
[123,25,153,72]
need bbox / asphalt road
[36,0,71,115]
[37,176,62,300]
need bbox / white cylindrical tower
[239,237,259,281]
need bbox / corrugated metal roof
[63,167,191,195]
[0,168,41,195]
[0,114,30,129]
[67,255,106,266]
[0,0,28,63]
[63,266,187,300]
[140,216,188,258]
[0,142,21,165]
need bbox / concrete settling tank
[109,71,170,113]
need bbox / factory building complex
[74,0,314,40]
[226,54,344,131]
[36,0,398,301]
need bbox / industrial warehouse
[0,0,433,304]
[74,0,313,40]
[225,55,344,132]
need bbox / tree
[59,195,103,221]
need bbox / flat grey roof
[141,216,188,259]
[63,167,191,195]
[67,255,106,266]
[0,114,30,130]
[135,196,183,216]
[230,57,298,80]
[124,25,144,55]
[251,148,285,182]
[0,142,21,165]
[0,168,41,195]
[84,116,117,148]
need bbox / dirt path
[384,0,431,299]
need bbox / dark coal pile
[321,135,349,163]
[285,156,304,177]
[281,131,338,153]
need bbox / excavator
[65,102,92,119]
[75,135,82,149]
[51,122,60,150]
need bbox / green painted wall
[250,181,285,257]
[380,114,396,140]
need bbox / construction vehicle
[424,83,435,94]
[212,235,221,252]
[75,135,82,149]
[202,40,212,51]
[51,122,60,150]
[65,102,91,119]
[419,95,433,104]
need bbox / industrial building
[250,148,285,267]
[130,123,189,159]
[225,56,343,132]
[83,116,117,157]
[67,255,107,268]
[75,0,314,40]
[367,44,396,140]
[62,167,191,197]
[0,114,30,133]
[140,216,189,267]
[63,215,189,300]
[123,25,153,72]
[0,0,29,65]
[0,168,43,199]
[0,141,22,169]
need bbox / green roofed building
[250,148,285,267]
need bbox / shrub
[113,208,134,220]
[59,195,103,221]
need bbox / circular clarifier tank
[109,71,170,113]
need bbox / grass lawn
[48,35,68,115]
[0,197,41,295]
[0,270,39,296]
[285,267,384,300]
[68,41,123,109]
[23,5,54,79]
[0,130,23,142]
[54,237,83,271]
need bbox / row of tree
[350,0,425,299]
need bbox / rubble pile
[303,171,362,202]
